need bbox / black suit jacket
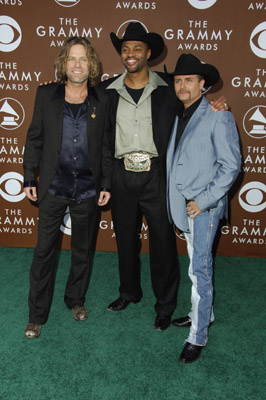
[23,83,112,203]
[97,71,180,178]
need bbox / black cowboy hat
[110,22,164,61]
[164,53,220,87]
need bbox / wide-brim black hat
[164,53,220,87]
[110,22,164,61]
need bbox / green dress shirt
[107,68,168,158]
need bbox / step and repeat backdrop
[0,0,265,257]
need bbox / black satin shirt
[48,99,96,203]
[174,96,203,151]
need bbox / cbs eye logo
[0,172,26,202]
[187,0,217,9]
[0,16,22,52]
[250,22,266,58]
[175,228,186,241]
[239,181,266,213]
[54,0,81,7]
[60,206,72,235]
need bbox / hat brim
[110,31,164,61]
[164,63,220,87]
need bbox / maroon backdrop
[0,0,265,257]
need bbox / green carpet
[0,248,265,400]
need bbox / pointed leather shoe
[107,297,140,312]
[172,316,191,328]
[72,305,88,321]
[172,316,213,329]
[179,342,203,363]
[24,323,41,339]
[155,314,171,331]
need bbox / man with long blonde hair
[23,37,112,338]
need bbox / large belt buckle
[124,152,151,172]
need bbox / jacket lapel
[85,86,100,145]
[51,86,64,145]
[87,95,97,140]
[167,116,178,165]
[107,90,120,153]
[175,97,208,158]
[151,87,164,131]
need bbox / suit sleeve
[194,111,241,211]
[100,95,113,190]
[23,86,44,183]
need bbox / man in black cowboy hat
[99,22,228,331]
[101,22,179,331]
[165,53,241,362]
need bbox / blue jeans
[184,209,220,346]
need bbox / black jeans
[28,192,98,324]
[111,159,179,316]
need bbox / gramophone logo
[243,105,266,139]
[54,0,80,7]
[0,98,25,131]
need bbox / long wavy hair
[55,37,100,86]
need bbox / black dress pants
[111,159,179,316]
[28,192,98,324]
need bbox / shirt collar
[106,68,168,90]
[178,96,203,118]
[52,82,97,101]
